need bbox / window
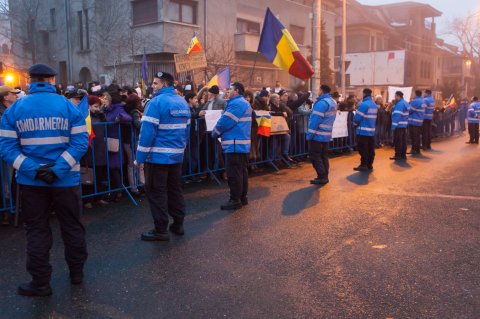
[132,0,158,25]
[289,25,305,45]
[50,8,56,29]
[84,9,90,49]
[2,43,9,54]
[236,19,260,34]
[168,0,197,24]
[335,35,341,56]
[78,11,83,50]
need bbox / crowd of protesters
[0,75,475,225]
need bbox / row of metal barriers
[0,111,464,217]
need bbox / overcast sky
[358,0,479,45]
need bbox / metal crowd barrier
[0,110,467,220]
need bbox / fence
[0,110,466,219]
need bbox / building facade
[8,0,339,90]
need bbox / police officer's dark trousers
[309,141,329,179]
[20,185,87,286]
[409,124,421,153]
[145,163,185,232]
[422,119,432,148]
[468,123,479,143]
[356,135,375,168]
[225,153,248,201]
[393,128,407,158]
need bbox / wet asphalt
[0,134,479,319]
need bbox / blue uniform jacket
[423,95,435,120]
[0,82,88,187]
[136,86,191,164]
[408,97,426,126]
[212,95,252,154]
[467,102,480,124]
[391,98,409,131]
[353,96,377,136]
[306,93,337,142]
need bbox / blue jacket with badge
[423,94,435,120]
[212,95,252,153]
[306,93,337,142]
[136,86,191,164]
[467,101,480,124]
[353,96,377,136]
[0,82,88,187]
[391,98,409,131]
[408,97,426,126]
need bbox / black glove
[35,164,58,184]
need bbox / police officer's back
[0,64,89,296]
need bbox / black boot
[353,165,368,172]
[310,177,329,185]
[169,223,185,236]
[18,282,52,297]
[220,199,242,210]
[141,229,170,241]
[70,271,84,285]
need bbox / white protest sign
[331,111,349,139]
[205,110,223,131]
[388,86,413,102]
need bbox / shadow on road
[424,149,445,154]
[346,171,373,185]
[391,160,412,170]
[282,186,320,216]
[408,154,432,161]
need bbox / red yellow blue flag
[258,8,314,80]
[187,33,203,54]
[207,66,230,90]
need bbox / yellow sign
[174,52,207,73]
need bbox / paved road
[0,135,479,319]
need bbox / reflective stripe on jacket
[408,97,426,126]
[353,96,377,137]
[136,86,191,164]
[391,98,409,131]
[306,93,337,142]
[212,95,252,153]
[0,82,88,187]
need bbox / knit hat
[259,88,269,97]
[208,85,220,94]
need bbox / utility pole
[312,0,322,98]
[341,0,347,99]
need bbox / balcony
[234,33,260,52]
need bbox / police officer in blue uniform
[353,88,378,171]
[422,89,435,150]
[135,72,191,241]
[408,90,426,155]
[390,91,409,161]
[0,64,89,296]
[307,84,337,185]
[212,82,252,210]
[466,96,480,144]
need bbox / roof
[336,0,442,30]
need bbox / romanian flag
[187,33,202,54]
[255,111,272,137]
[141,48,149,97]
[207,66,230,90]
[78,95,95,146]
[447,95,456,107]
[258,8,314,80]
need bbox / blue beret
[28,64,58,77]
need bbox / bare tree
[448,12,479,62]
